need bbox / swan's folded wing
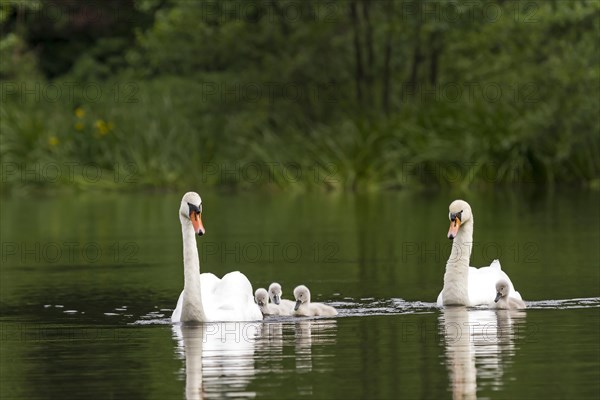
[171,290,184,323]
[510,290,523,302]
[200,272,220,298]
[436,291,443,307]
[217,271,258,302]
[204,271,263,321]
[468,263,520,306]
[468,265,504,306]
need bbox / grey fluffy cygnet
[494,279,526,309]
[255,288,285,316]
[268,282,295,315]
[293,285,338,317]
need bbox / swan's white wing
[511,290,523,301]
[203,271,263,322]
[467,260,521,306]
[174,272,262,322]
[172,290,184,323]
[467,266,502,306]
[200,272,220,304]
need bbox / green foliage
[1,0,598,193]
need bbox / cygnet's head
[293,285,311,311]
[255,288,269,307]
[447,199,473,240]
[269,282,283,305]
[495,279,510,303]
[179,192,205,236]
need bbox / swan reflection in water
[439,307,526,400]
[172,322,262,400]
[173,319,337,399]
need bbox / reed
[1,78,598,194]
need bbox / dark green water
[1,191,599,399]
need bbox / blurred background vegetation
[1,0,598,193]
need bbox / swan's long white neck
[442,218,473,306]
[181,214,207,321]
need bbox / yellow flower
[48,136,59,147]
[74,107,85,118]
[95,119,110,136]
[74,122,84,131]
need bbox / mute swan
[255,288,286,316]
[171,192,263,323]
[494,279,526,309]
[293,285,338,317]
[268,282,295,315]
[437,200,523,307]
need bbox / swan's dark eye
[188,203,201,215]
[450,210,463,222]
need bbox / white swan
[268,282,295,315]
[171,192,263,323]
[293,285,338,317]
[494,279,526,309]
[437,200,522,307]
[255,288,286,316]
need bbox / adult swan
[171,192,263,323]
[437,200,523,307]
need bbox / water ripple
[126,297,600,325]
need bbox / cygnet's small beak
[190,211,205,236]
[494,292,502,303]
[448,218,461,240]
[294,299,302,311]
[273,295,280,305]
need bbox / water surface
[1,191,599,399]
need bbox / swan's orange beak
[448,218,461,240]
[191,211,205,236]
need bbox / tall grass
[1,77,598,194]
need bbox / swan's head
[180,191,205,236]
[495,279,509,303]
[293,285,311,311]
[268,282,283,305]
[255,288,269,307]
[447,199,472,240]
